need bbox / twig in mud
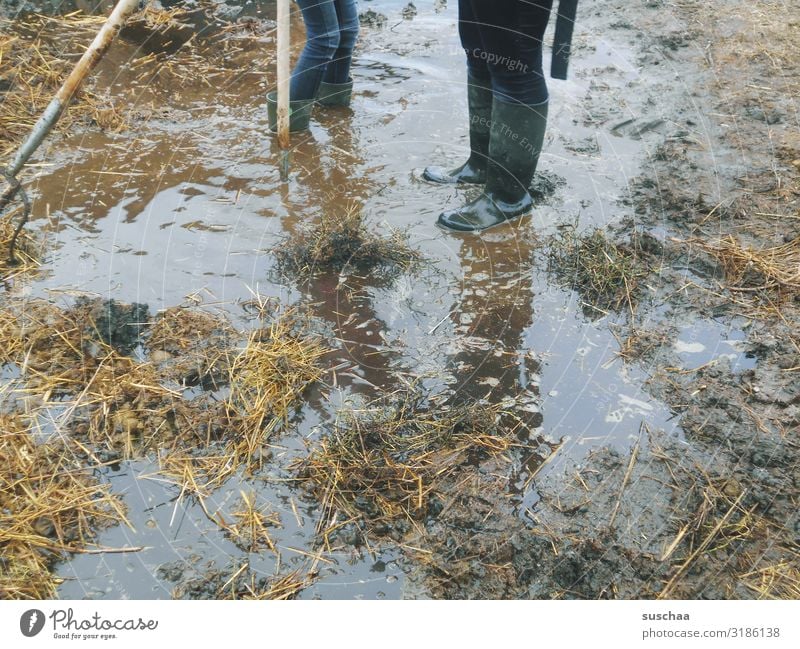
[75,546,145,555]
[608,432,642,529]
[660,524,690,562]
[429,309,456,335]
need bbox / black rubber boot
[317,79,353,107]
[423,75,492,185]
[438,98,548,232]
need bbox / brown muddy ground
[1,0,798,599]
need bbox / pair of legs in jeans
[290,0,360,101]
[426,0,554,231]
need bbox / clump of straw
[547,227,649,317]
[297,390,519,540]
[225,310,327,454]
[275,206,421,280]
[165,563,309,600]
[151,307,328,494]
[221,491,282,554]
[146,306,238,388]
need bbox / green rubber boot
[423,74,493,185]
[267,90,314,132]
[316,78,353,106]
[438,98,548,232]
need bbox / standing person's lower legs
[317,0,359,106]
[437,0,553,231]
[322,0,359,84]
[290,0,341,101]
[422,0,494,185]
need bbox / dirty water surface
[2,0,797,600]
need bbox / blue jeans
[459,0,553,104]
[290,0,360,101]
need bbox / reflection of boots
[267,91,315,132]
[423,74,492,185]
[438,98,548,232]
[317,78,353,107]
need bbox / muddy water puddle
[2,0,761,598]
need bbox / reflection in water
[446,225,540,415]
[443,223,547,512]
[278,111,400,397]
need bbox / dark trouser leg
[458,0,491,84]
[468,0,552,105]
[437,0,552,231]
[422,0,494,185]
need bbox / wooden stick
[3,0,140,180]
[276,0,291,180]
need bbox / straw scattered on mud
[0,209,39,279]
[0,295,329,597]
[685,234,800,299]
[0,413,129,599]
[0,6,276,158]
[160,562,309,600]
[157,307,328,495]
[1,297,325,449]
[0,12,123,158]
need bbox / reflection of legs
[448,236,538,406]
[424,0,492,185]
[438,0,552,231]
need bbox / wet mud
[1,0,798,599]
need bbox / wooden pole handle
[276,0,291,150]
